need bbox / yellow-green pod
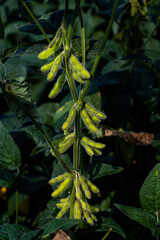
[92,147,102,156]
[48,172,69,185]
[79,175,91,199]
[82,210,94,226]
[58,136,74,155]
[87,111,100,124]
[60,196,70,203]
[81,139,94,156]
[58,132,74,148]
[85,178,100,194]
[56,205,69,219]
[89,212,97,222]
[80,199,90,211]
[70,54,90,79]
[51,176,72,198]
[72,72,87,84]
[74,200,82,219]
[38,47,56,60]
[85,103,106,119]
[56,203,63,209]
[48,72,66,99]
[40,58,56,72]
[62,105,76,131]
[49,27,62,48]
[75,186,82,200]
[88,205,99,213]
[82,136,105,149]
[81,109,98,133]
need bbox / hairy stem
[21,0,50,44]
[79,0,119,102]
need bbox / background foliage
[0,0,160,239]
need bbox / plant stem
[21,0,50,44]
[65,0,81,54]
[62,0,68,46]
[78,4,85,67]
[64,57,78,102]
[101,228,113,240]
[79,0,119,102]
[74,111,81,171]
[15,190,19,224]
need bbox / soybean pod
[79,175,91,199]
[47,53,63,81]
[69,54,90,79]
[81,139,94,156]
[82,136,105,149]
[74,200,82,220]
[48,172,69,185]
[51,176,72,198]
[48,72,66,99]
[85,103,106,120]
[62,105,76,131]
[84,177,100,194]
[81,109,98,133]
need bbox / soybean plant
[22,0,119,225]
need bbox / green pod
[58,135,74,155]
[58,132,74,148]
[49,27,62,48]
[80,199,90,211]
[60,196,70,203]
[85,178,100,194]
[74,200,82,220]
[38,47,56,60]
[56,203,63,209]
[40,58,56,73]
[82,209,94,226]
[75,186,82,200]
[92,147,102,156]
[81,109,98,133]
[85,103,106,119]
[48,172,69,185]
[62,105,76,131]
[81,139,94,156]
[51,176,72,198]
[89,212,97,222]
[88,205,99,213]
[79,175,91,199]
[82,136,105,149]
[56,205,69,219]
[72,71,87,84]
[88,111,100,125]
[70,54,90,79]
[48,72,66,99]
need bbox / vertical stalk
[21,0,50,44]
[15,190,19,224]
[101,228,113,240]
[79,0,119,103]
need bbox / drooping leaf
[2,77,38,124]
[115,204,157,230]
[0,224,40,240]
[0,121,21,170]
[15,9,74,35]
[140,163,160,213]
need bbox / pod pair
[74,198,99,225]
[49,173,72,198]
[69,54,90,84]
[56,195,70,219]
[81,136,105,156]
[74,172,99,201]
[81,103,106,133]
[50,133,75,156]
[38,27,62,60]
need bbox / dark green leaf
[0,168,16,187]
[0,121,21,170]
[0,61,6,83]
[40,218,81,238]
[115,204,157,230]
[123,50,160,62]
[2,77,38,124]
[91,163,123,180]
[94,216,126,238]
[140,163,160,213]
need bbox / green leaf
[94,216,126,238]
[123,50,160,62]
[0,168,15,187]
[91,163,123,180]
[0,61,6,83]
[2,77,38,124]
[37,102,59,126]
[140,163,160,213]
[0,224,40,240]
[115,204,156,230]
[40,218,81,238]
[0,121,21,170]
